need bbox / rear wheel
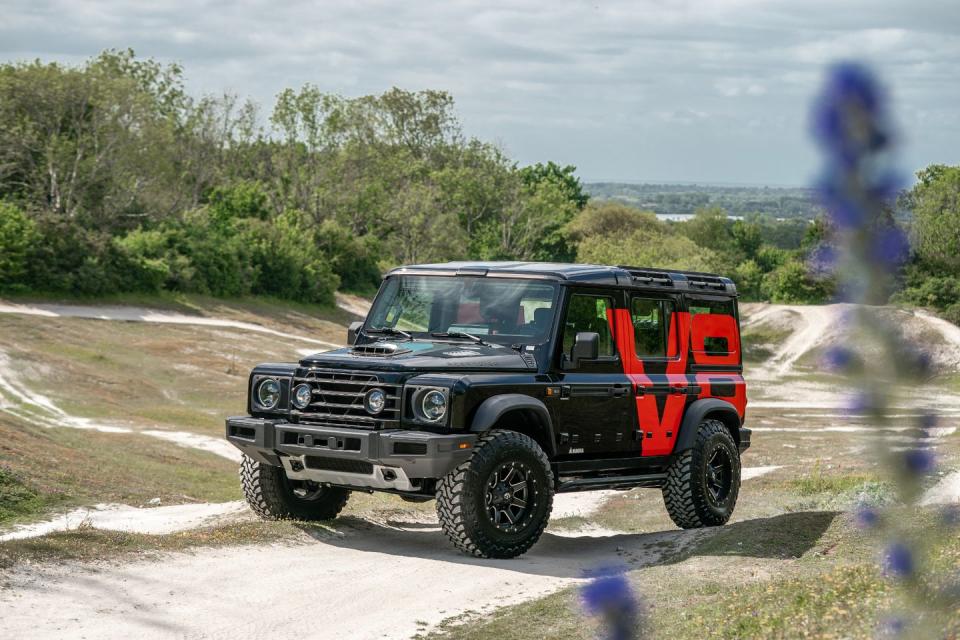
[436,430,553,558]
[662,419,740,528]
[240,455,350,521]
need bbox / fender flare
[674,398,742,453]
[469,394,557,457]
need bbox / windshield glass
[366,276,559,345]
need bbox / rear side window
[688,297,739,363]
[630,297,675,358]
[562,295,616,357]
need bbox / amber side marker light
[458,442,471,450]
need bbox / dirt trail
[0,518,695,640]
[0,502,250,542]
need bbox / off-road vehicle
[226,262,749,558]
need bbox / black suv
[226,262,750,558]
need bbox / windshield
[366,276,559,345]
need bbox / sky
[2,0,958,186]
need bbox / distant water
[656,213,745,221]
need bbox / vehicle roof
[387,261,737,296]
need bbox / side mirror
[347,321,364,346]
[565,332,600,369]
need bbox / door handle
[610,386,629,397]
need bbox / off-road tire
[240,455,350,521]
[436,430,554,558]
[662,419,740,529]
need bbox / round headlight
[420,389,447,422]
[257,378,281,410]
[364,388,386,414]
[292,384,312,409]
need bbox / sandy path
[0,502,250,542]
[922,471,960,505]
[0,518,691,640]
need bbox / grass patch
[0,520,314,571]
[0,415,240,516]
[0,467,59,525]
[790,461,887,500]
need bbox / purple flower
[811,63,890,167]
[883,542,915,579]
[581,566,638,640]
[808,244,839,276]
[823,346,854,372]
[879,615,908,637]
[902,449,935,475]
[918,413,937,431]
[854,505,880,529]
[871,226,909,267]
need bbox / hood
[299,340,536,372]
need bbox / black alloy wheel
[485,462,533,531]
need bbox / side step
[556,473,667,493]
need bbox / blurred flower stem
[812,62,958,637]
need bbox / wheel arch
[673,398,741,453]
[469,394,557,457]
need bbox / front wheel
[240,455,350,521]
[662,419,741,529]
[436,430,554,558]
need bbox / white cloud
[1,0,957,184]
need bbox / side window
[631,297,674,357]
[689,297,739,360]
[562,295,616,357]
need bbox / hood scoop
[351,341,411,357]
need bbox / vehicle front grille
[292,369,400,430]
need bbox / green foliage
[0,202,38,290]
[0,50,950,313]
[911,164,960,273]
[578,227,719,272]
[762,260,832,304]
[314,220,382,294]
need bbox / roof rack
[617,265,733,293]
[620,267,675,287]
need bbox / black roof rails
[620,267,675,287]
[617,265,734,294]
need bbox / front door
[552,290,634,456]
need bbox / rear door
[552,289,634,455]
[618,292,694,456]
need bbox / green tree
[577,227,719,272]
[909,164,960,274]
[0,202,38,290]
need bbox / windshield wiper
[431,331,486,345]
[366,326,413,340]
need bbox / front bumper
[225,416,476,492]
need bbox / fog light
[365,388,386,414]
[292,384,312,409]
